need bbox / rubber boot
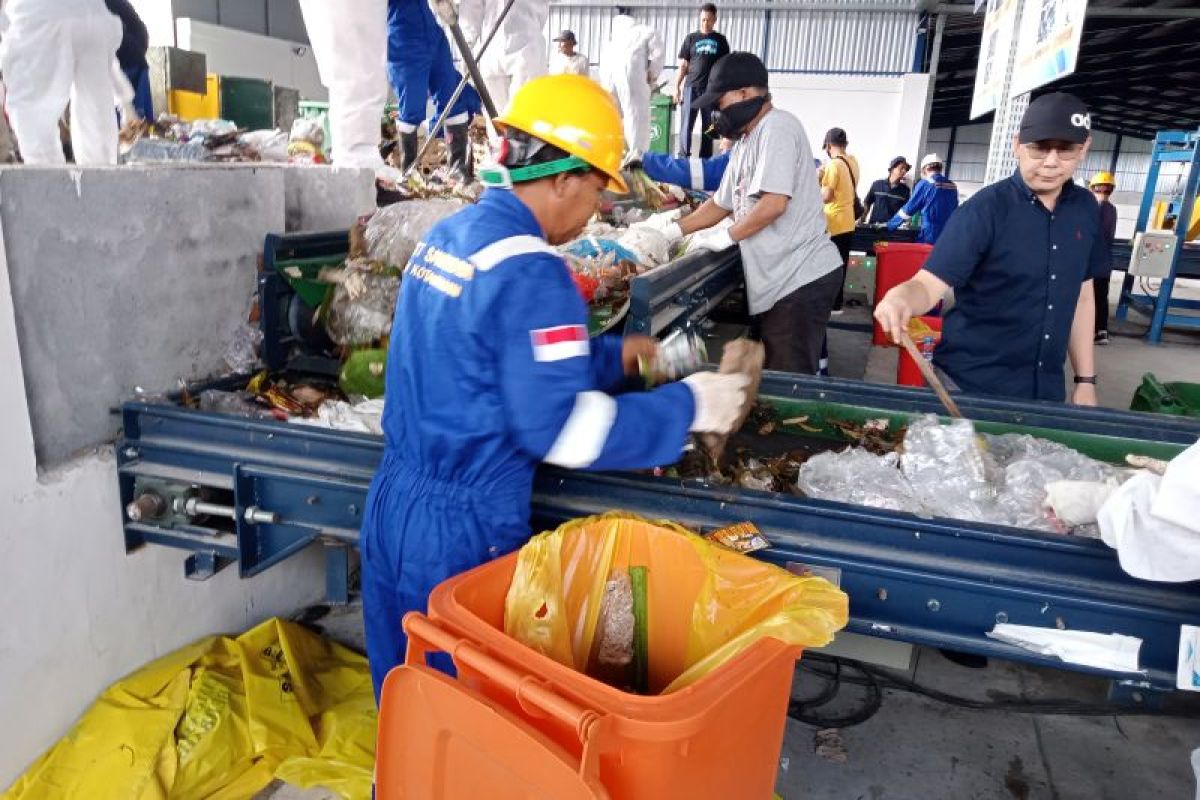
[446,122,472,179]
[399,130,419,173]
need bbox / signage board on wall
[1010,0,1089,98]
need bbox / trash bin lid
[376,665,606,800]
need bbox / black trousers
[679,84,714,158]
[755,269,842,374]
[1094,275,1110,333]
[830,231,853,310]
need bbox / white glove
[682,372,750,434]
[632,209,683,240]
[685,227,736,254]
[1043,480,1119,527]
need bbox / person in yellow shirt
[819,127,860,313]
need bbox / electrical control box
[1128,230,1178,278]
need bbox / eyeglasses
[1023,142,1084,161]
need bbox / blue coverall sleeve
[497,256,695,471]
[589,334,628,393]
[889,179,930,230]
[641,152,728,191]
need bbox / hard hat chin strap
[479,155,592,188]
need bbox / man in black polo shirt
[874,93,1106,405]
[673,3,730,159]
[861,156,911,225]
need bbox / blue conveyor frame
[117,372,1200,695]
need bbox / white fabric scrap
[288,398,385,436]
[986,623,1143,673]
[1097,439,1200,583]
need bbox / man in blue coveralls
[887,152,960,244]
[874,92,1104,406]
[361,74,750,699]
[386,0,481,174]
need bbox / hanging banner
[969,0,1020,119]
[1010,0,1089,98]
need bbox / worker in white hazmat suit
[0,0,123,164]
[599,6,665,153]
[458,0,549,113]
[299,0,402,184]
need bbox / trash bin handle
[403,612,609,785]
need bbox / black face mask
[711,95,767,139]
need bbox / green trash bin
[649,94,673,154]
[1130,373,1200,417]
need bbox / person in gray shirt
[652,52,842,373]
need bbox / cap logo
[1070,112,1091,130]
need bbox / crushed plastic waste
[222,321,264,373]
[322,259,402,346]
[797,414,1126,534]
[364,199,463,267]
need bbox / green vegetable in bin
[340,349,388,398]
[630,566,649,695]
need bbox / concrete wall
[0,164,372,469]
[0,174,336,786]
[771,73,932,196]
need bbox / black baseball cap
[889,156,911,170]
[695,52,769,109]
[1019,92,1092,144]
[552,29,576,43]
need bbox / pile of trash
[797,415,1125,535]
[121,116,323,164]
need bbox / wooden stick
[899,331,963,419]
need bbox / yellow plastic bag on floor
[3,618,375,800]
[505,512,849,694]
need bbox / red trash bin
[873,242,934,345]
[897,316,943,387]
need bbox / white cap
[920,153,942,170]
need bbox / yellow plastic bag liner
[4,618,376,800]
[505,513,849,694]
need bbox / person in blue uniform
[360,74,749,700]
[887,152,959,244]
[874,92,1104,405]
[386,0,481,174]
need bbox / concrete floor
[271,280,1200,799]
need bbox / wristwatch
[1073,376,1097,385]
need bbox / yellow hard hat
[1089,171,1116,188]
[493,74,629,194]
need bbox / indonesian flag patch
[530,324,589,362]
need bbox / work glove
[1042,480,1119,527]
[622,149,644,171]
[631,209,683,242]
[682,372,751,433]
[685,226,736,254]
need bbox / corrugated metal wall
[548,0,918,74]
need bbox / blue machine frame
[1116,127,1200,343]
[117,372,1200,696]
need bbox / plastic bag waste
[289,117,325,149]
[323,259,401,346]
[364,198,461,267]
[615,225,671,269]
[222,320,264,373]
[505,513,848,694]
[239,129,290,162]
[289,398,385,436]
[3,618,375,800]
[124,137,208,162]
[198,389,279,420]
